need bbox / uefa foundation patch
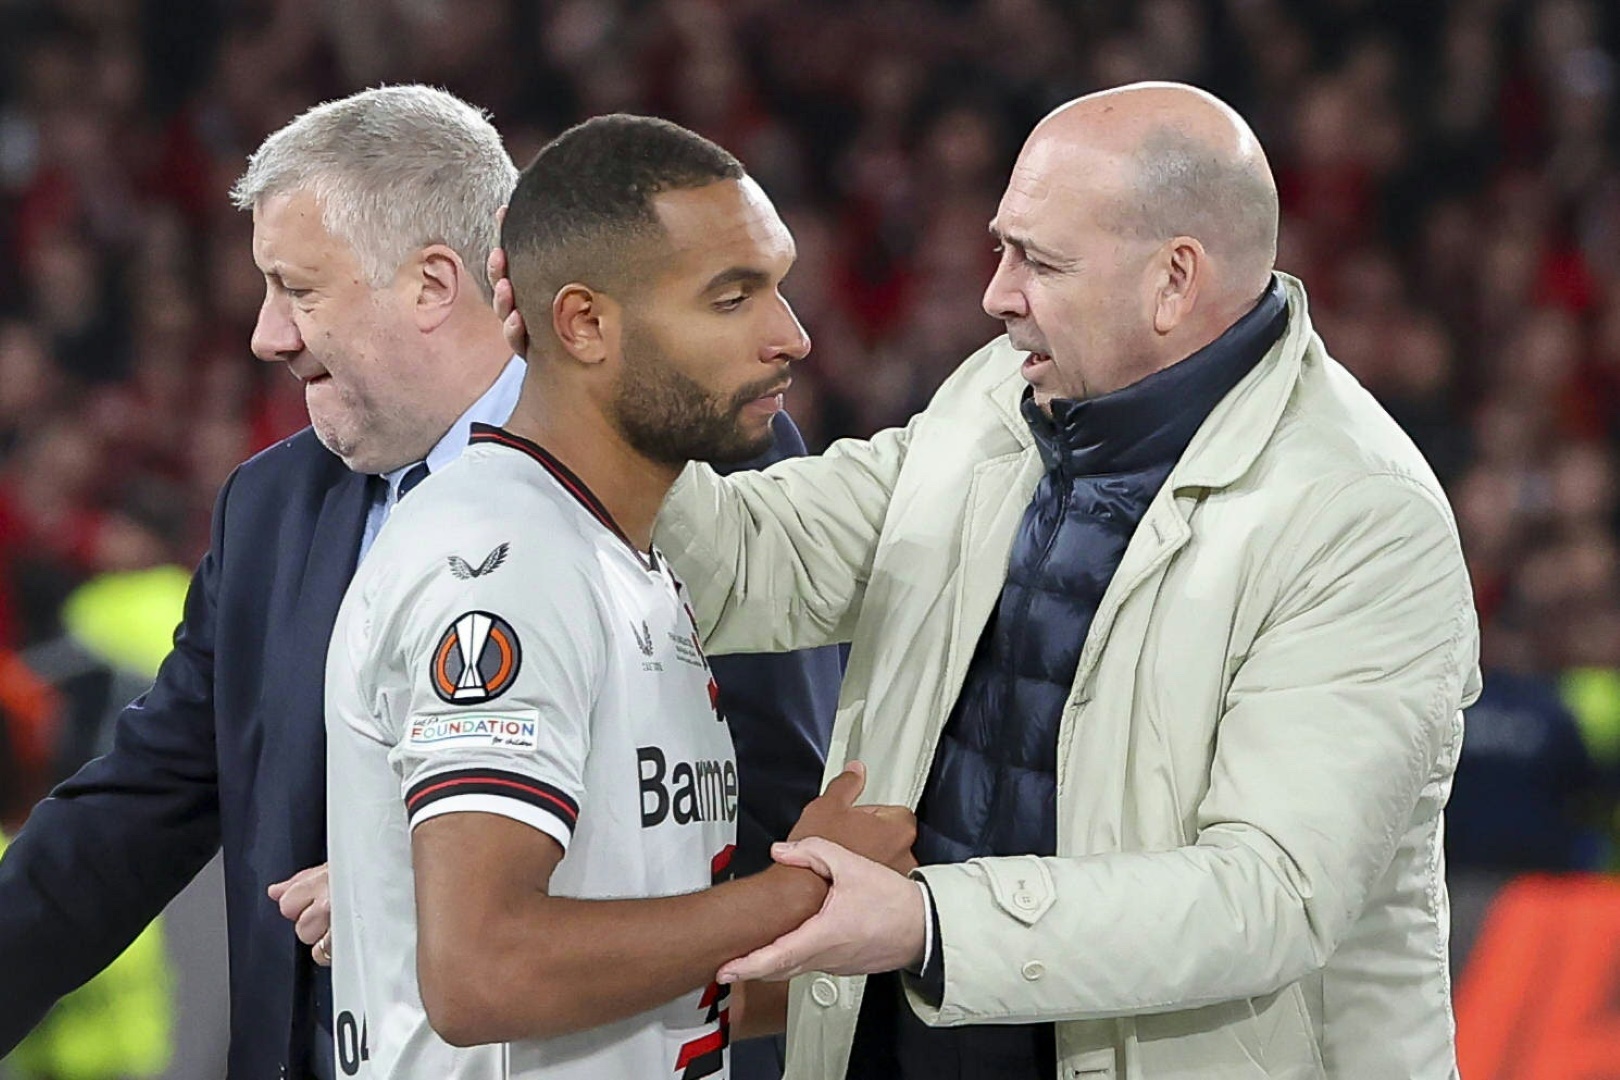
[406,714,540,751]
[430,610,522,704]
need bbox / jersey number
[674,844,736,1079]
[336,1010,370,1076]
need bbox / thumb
[772,837,840,879]
[819,760,867,808]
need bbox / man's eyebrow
[702,266,772,293]
[262,266,306,284]
[988,222,1068,264]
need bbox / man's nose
[982,257,1027,321]
[250,293,302,362]
[768,296,812,363]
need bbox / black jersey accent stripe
[469,423,652,568]
[405,767,580,827]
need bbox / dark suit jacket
[0,413,838,1077]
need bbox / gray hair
[1118,126,1279,272]
[230,85,518,301]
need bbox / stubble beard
[610,335,779,468]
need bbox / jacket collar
[1021,278,1286,477]
[1169,272,1314,492]
[984,272,1316,492]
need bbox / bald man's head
[1030,82,1278,293]
[984,82,1281,406]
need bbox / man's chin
[692,415,776,466]
[703,431,776,467]
[312,424,384,474]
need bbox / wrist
[762,862,829,920]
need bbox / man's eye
[285,287,312,300]
[715,295,747,312]
[993,242,1042,270]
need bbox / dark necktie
[397,462,430,501]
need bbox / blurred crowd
[0,0,1618,868]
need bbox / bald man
[642,82,1481,1079]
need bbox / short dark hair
[501,114,744,328]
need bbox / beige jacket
[656,274,1481,1079]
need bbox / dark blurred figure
[1449,622,1607,872]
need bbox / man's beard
[610,331,780,467]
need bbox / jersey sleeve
[373,525,608,853]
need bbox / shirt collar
[380,354,527,500]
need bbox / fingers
[819,760,867,809]
[267,862,316,901]
[275,882,310,921]
[493,275,514,319]
[487,253,505,300]
[866,805,919,869]
[486,206,508,293]
[864,805,916,830]
[271,864,334,958]
[502,312,526,357]
[497,285,527,357]
[269,863,329,922]
[771,837,842,880]
[719,921,820,984]
[490,256,511,308]
[294,897,332,946]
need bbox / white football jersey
[325,424,738,1080]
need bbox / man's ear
[551,284,617,367]
[413,244,464,332]
[1153,236,1204,334]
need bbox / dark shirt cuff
[903,876,946,1006]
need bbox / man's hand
[268,863,332,967]
[486,210,530,359]
[718,837,926,983]
[789,761,917,874]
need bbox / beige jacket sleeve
[909,472,1478,1024]
[654,418,915,655]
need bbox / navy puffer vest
[912,281,1286,868]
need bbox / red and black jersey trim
[405,767,580,830]
[470,423,656,569]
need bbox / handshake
[718,761,924,986]
[273,761,926,990]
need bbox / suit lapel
[286,465,373,863]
